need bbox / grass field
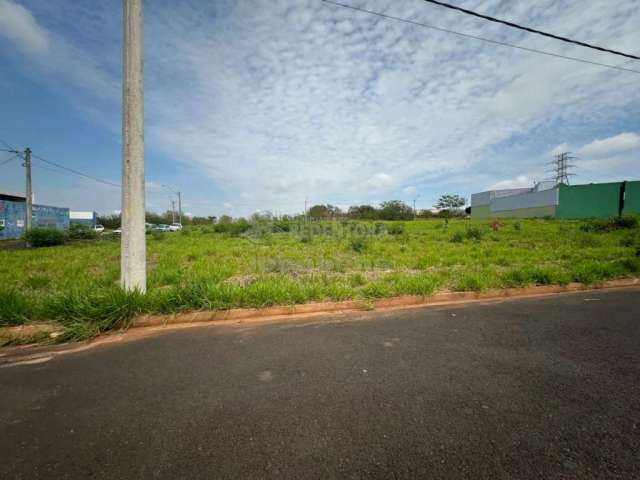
[1,218,639,342]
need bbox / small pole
[24,147,33,246]
[177,191,182,225]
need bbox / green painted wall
[623,181,640,214]
[556,183,622,219]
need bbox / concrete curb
[2,279,638,348]
[132,278,640,328]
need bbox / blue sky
[1,0,639,217]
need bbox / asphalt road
[1,289,639,479]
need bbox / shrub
[350,237,369,253]
[580,215,638,233]
[374,222,386,235]
[23,228,67,247]
[387,223,405,235]
[513,222,521,232]
[68,223,97,240]
[214,219,251,236]
[620,258,640,273]
[300,234,312,244]
[450,231,464,243]
[272,221,291,233]
[349,273,367,287]
[620,234,636,247]
[615,216,639,229]
[466,226,484,241]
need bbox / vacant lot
[1,218,639,341]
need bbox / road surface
[1,288,639,479]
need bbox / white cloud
[402,185,417,196]
[577,132,640,157]
[364,173,394,191]
[489,175,533,190]
[550,143,571,156]
[0,0,49,55]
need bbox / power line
[321,0,640,75]
[31,153,122,188]
[421,0,640,61]
[0,138,18,152]
[0,154,20,167]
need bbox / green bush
[272,221,291,233]
[513,222,521,232]
[350,237,369,253]
[68,223,97,240]
[580,215,639,233]
[620,235,636,247]
[466,226,484,241]
[387,223,405,235]
[23,228,67,247]
[214,219,251,236]
[450,231,464,243]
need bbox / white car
[93,224,105,234]
[169,223,183,232]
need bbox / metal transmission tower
[548,152,576,185]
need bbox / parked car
[112,228,122,235]
[169,223,183,232]
[153,224,171,232]
[93,224,105,234]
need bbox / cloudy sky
[0,0,638,216]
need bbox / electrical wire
[0,154,20,167]
[31,153,122,188]
[421,0,639,60]
[320,0,640,75]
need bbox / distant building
[471,180,640,219]
[0,192,69,240]
[70,211,98,227]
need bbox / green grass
[1,217,638,340]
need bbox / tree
[97,214,121,229]
[434,195,466,215]
[308,204,341,220]
[348,205,378,220]
[379,200,414,221]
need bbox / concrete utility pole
[121,0,146,292]
[170,199,176,224]
[24,147,33,245]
